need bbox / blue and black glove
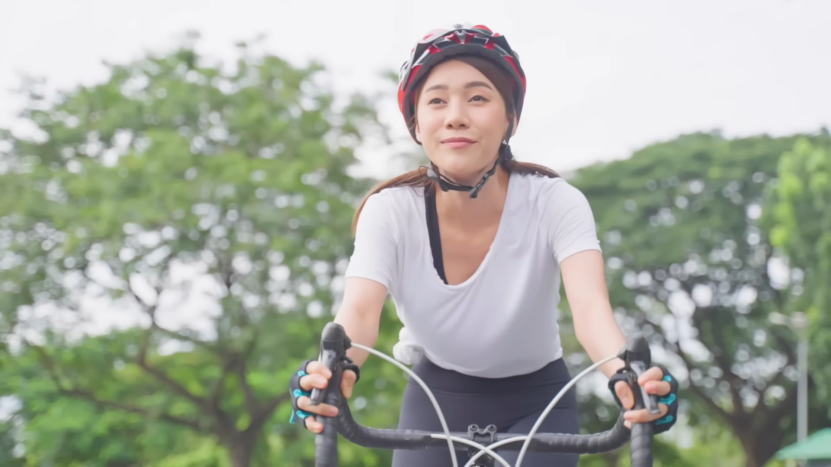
[607,363,679,434]
[288,357,361,428]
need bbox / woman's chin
[434,158,486,180]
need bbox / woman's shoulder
[513,172,589,208]
[363,185,424,211]
[512,172,600,257]
[358,185,424,230]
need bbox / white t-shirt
[343,171,602,378]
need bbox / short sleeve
[545,180,602,264]
[344,193,398,289]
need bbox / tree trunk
[228,438,255,467]
[217,396,284,467]
[222,431,259,467]
[735,424,786,467]
[740,440,767,467]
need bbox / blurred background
[1,0,830,466]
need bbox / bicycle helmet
[397,24,527,198]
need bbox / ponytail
[498,143,560,182]
[351,153,559,235]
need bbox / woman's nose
[444,101,469,128]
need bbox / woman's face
[414,59,511,185]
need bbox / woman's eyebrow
[423,81,494,93]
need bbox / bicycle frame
[307,322,658,467]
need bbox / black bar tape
[333,381,631,454]
[315,366,343,467]
[334,389,439,450]
[499,415,630,454]
[315,426,339,467]
[630,422,654,466]
[629,367,655,467]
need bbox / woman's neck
[435,165,510,228]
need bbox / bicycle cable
[352,343,511,467]
[461,355,617,467]
[352,343,621,467]
[507,354,617,467]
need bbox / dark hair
[352,54,559,234]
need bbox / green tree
[567,130,831,467]
[0,302,411,466]
[0,331,230,466]
[764,134,831,403]
[0,31,398,466]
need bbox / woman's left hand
[611,365,679,431]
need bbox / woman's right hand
[291,360,359,434]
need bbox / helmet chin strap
[425,117,515,199]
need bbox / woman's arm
[334,277,389,368]
[293,191,397,433]
[561,249,676,428]
[560,249,626,378]
[336,192,399,367]
[547,182,676,428]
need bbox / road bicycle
[307,322,661,467]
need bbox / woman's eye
[470,95,488,102]
[428,98,444,105]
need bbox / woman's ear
[504,113,519,140]
[414,119,422,143]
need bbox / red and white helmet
[397,24,527,144]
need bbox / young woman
[288,24,680,466]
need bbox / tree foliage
[763,134,831,400]
[0,33,395,466]
[566,130,831,467]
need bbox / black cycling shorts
[392,357,579,467]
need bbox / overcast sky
[2,0,830,176]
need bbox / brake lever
[620,334,661,415]
[310,322,351,406]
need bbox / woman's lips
[444,141,473,149]
[442,138,475,149]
